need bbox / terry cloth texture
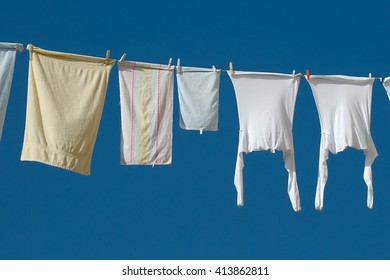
[0,42,23,141]
[119,61,174,165]
[383,77,390,100]
[307,75,378,210]
[21,45,115,175]
[228,71,301,211]
[176,66,220,133]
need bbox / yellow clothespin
[229,62,234,75]
[176,58,181,73]
[118,53,126,65]
[105,50,110,65]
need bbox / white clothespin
[105,50,110,65]
[118,53,126,65]
[200,129,203,135]
[27,44,33,61]
[369,73,372,78]
[292,70,296,77]
[212,65,216,72]
[229,62,234,75]
[176,58,181,73]
[26,44,33,51]
[168,58,172,69]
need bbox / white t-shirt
[228,71,301,211]
[307,75,378,210]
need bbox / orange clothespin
[306,69,310,80]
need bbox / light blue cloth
[0,42,23,141]
[176,66,220,134]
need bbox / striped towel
[119,61,174,165]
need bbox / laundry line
[8,44,385,81]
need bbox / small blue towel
[0,42,23,141]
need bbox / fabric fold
[307,75,378,210]
[0,42,23,142]
[176,66,221,133]
[21,45,114,175]
[118,60,174,165]
[228,71,301,211]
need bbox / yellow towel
[21,45,115,175]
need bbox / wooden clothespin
[229,62,234,75]
[176,58,181,73]
[168,58,172,69]
[306,69,310,80]
[105,50,110,65]
[118,53,126,65]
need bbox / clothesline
[1,43,390,211]
[4,43,386,81]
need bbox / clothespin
[229,62,234,75]
[369,73,372,78]
[27,44,33,61]
[292,70,296,77]
[105,50,110,65]
[168,58,172,69]
[176,58,181,73]
[118,53,126,65]
[306,69,310,80]
[212,65,216,72]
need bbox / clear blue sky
[1,0,390,259]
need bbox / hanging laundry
[307,75,378,210]
[383,77,390,100]
[227,70,301,211]
[0,42,23,142]
[21,45,115,175]
[118,60,174,165]
[176,65,220,134]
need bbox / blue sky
[1,0,390,259]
